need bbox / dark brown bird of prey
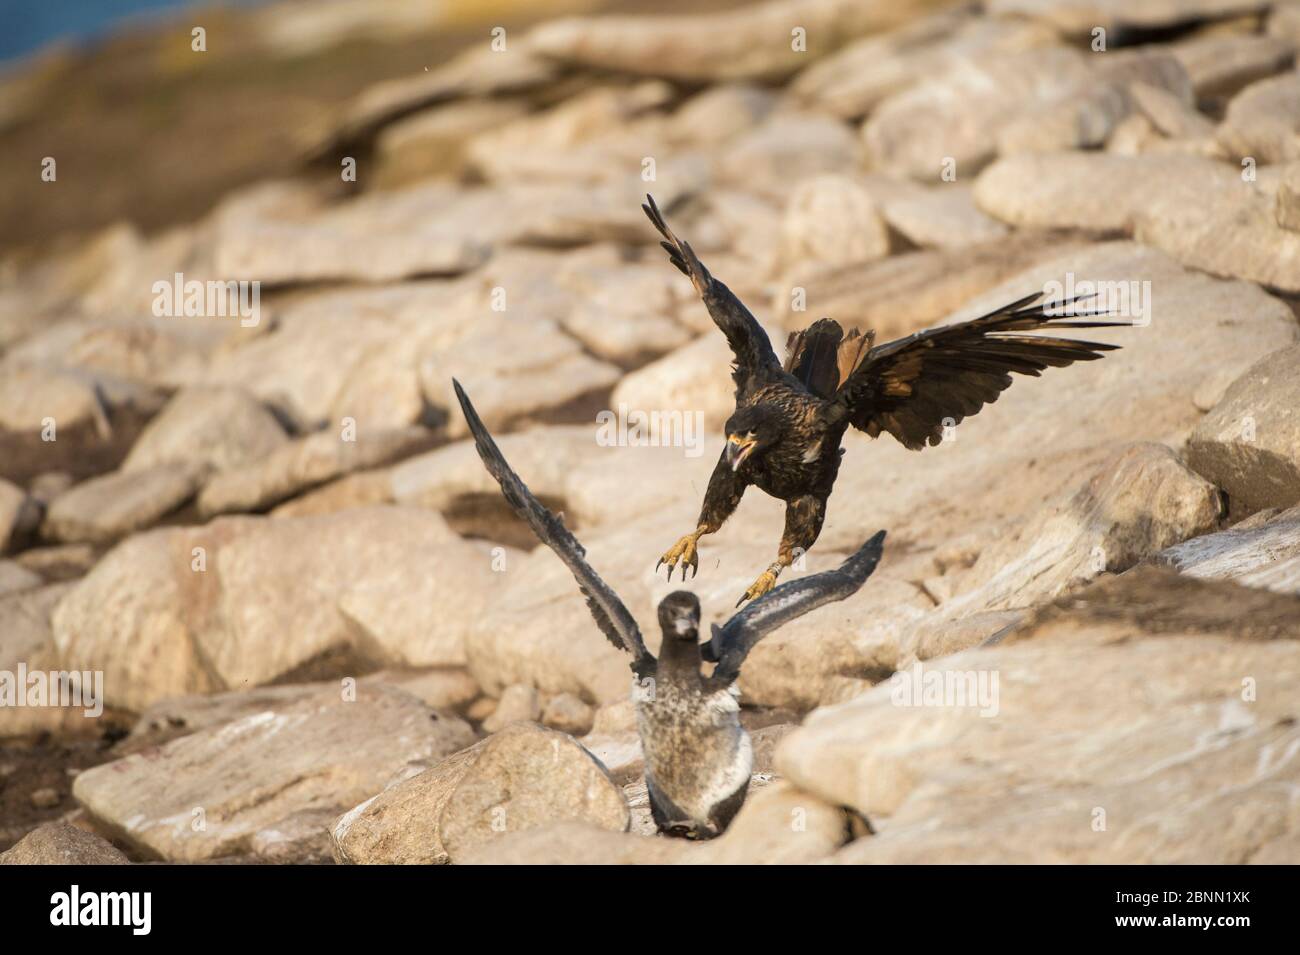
[454,379,884,839]
[642,194,1128,605]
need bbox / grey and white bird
[454,379,885,839]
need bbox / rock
[934,443,1223,618]
[331,722,627,864]
[51,507,505,711]
[482,684,542,733]
[781,175,891,269]
[686,781,853,864]
[1218,70,1300,163]
[716,114,860,203]
[458,780,851,864]
[212,181,490,286]
[456,820,684,865]
[524,0,940,82]
[374,669,480,714]
[464,83,674,185]
[375,98,531,188]
[1185,344,1300,517]
[974,152,1300,293]
[465,697,497,723]
[791,10,1058,120]
[73,685,473,862]
[0,559,44,597]
[987,0,1269,35]
[196,426,432,517]
[863,48,1092,180]
[1170,33,1295,99]
[668,84,776,147]
[391,425,591,538]
[4,317,214,391]
[0,822,128,864]
[781,569,1300,863]
[122,684,334,752]
[122,386,288,475]
[774,231,1088,341]
[122,670,481,752]
[29,787,60,809]
[0,478,40,554]
[879,185,1009,249]
[1158,504,1300,594]
[41,462,205,545]
[0,583,84,739]
[1126,81,1216,140]
[269,468,395,518]
[422,318,620,441]
[552,260,695,366]
[1277,161,1300,230]
[0,363,165,484]
[11,543,97,582]
[542,693,595,736]
[317,42,560,157]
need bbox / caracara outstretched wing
[705,531,886,686]
[833,292,1129,451]
[642,194,782,398]
[454,380,653,676]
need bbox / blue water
[0,0,266,64]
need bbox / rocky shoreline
[2,0,1299,864]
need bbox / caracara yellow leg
[737,562,784,606]
[657,527,703,581]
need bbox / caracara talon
[736,568,780,606]
[658,533,701,581]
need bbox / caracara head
[723,404,779,472]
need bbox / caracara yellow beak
[725,433,757,472]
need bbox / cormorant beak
[726,434,757,472]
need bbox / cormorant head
[723,404,779,472]
[657,591,701,641]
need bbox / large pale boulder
[121,385,288,474]
[933,443,1222,618]
[973,152,1300,292]
[781,175,891,270]
[1158,504,1300,594]
[779,568,1300,863]
[792,10,1057,120]
[331,722,627,864]
[51,507,508,711]
[1218,70,1300,164]
[196,426,433,517]
[524,0,945,82]
[73,685,474,862]
[1185,344,1300,517]
[41,462,205,545]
